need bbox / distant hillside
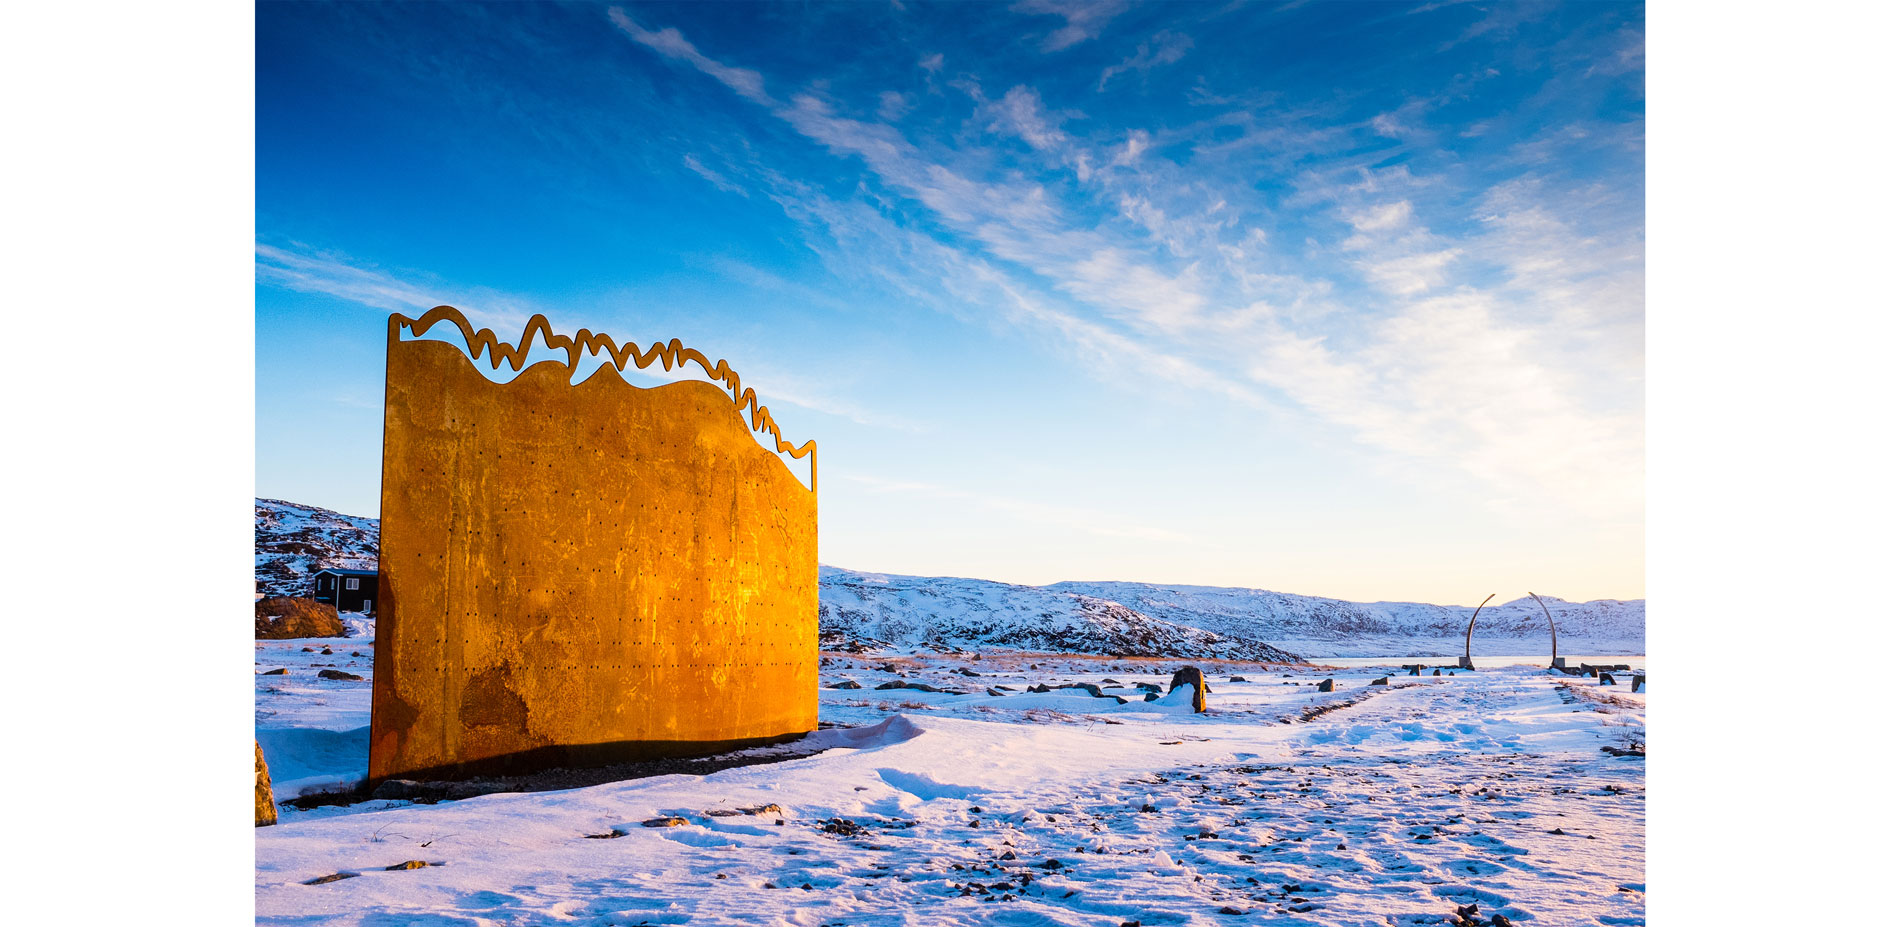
[1045,581,1645,656]
[254,498,1643,659]
[254,499,379,599]
[817,567,1302,662]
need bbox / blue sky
[256,0,1644,604]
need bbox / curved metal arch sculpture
[1459,593,1495,670]
[1460,592,1563,670]
[1527,591,1560,669]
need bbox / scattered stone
[1228,675,1247,682]
[1599,673,1616,686]
[820,818,866,837]
[1370,676,1388,686]
[302,872,358,885]
[350,652,363,657]
[1140,804,1159,813]
[318,669,363,681]
[1134,683,1162,693]
[957,667,981,677]
[827,680,862,689]
[1632,674,1645,692]
[1317,679,1334,693]
[1432,669,1442,677]
[998,850,1017,860]
[642,816,690,828]
[1408,664,1422,676]
[320,648,334,655]
[986,687,1008,697]
[385,860,430,870]
[255,741,277,827]
[1491,916,1514,927]
[1217,906,1247,916]
[1168,667,1208,712]
[260,668,288,676]
[584,829,628,839]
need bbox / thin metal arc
[390,306,817,492]
[1527,591,1558,667]
[1462,593,1496,668]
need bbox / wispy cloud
[1098,30,1193,90]
[607,8,772,104]
[681,153,750,196]
[1011,0,1133,52]
[253,242,532,334]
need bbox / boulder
[1168,667,1207,712]
[827,680,862,690]
[259,668,288,676]
[1370,677,1388,686]
[1632,674,1646,693]
[1432,669,1442,677]
[1317,679,1334,693]
[254,596,345,639]
[254,741,277,827]
[1599,673,1616,686]
[318,669,364,681]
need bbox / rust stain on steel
[369,307,818,782]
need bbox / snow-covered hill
[1045,581,1645,657]
[818,567,1301,662]
[254,499,379,599]
[253,498,1643,659]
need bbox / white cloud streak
[610,12,1643,521]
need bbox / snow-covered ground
[257,643,1646,925]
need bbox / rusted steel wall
[370,311,818,782]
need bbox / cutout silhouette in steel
[1458,593,1495,670]
[370,306,819,783]
[1527,591,1561,669]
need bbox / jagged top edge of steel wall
[390,306,817,492]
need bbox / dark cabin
[312,568,378,614]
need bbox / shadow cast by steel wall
[370,308,818,782]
